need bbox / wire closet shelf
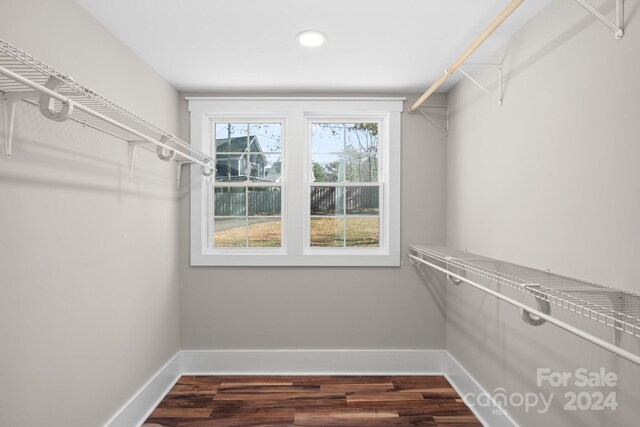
[409,246,640,365]
[0,38,214,176]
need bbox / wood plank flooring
[143,376,481,427]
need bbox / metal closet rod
[0,65,214,171]
[408,0,524,113]
[408,253,640,367]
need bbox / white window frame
[204,116,287,255]
[188,97,403,266]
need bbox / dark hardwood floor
[143,375,482,426]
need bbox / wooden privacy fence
[310,186,379,215]
[215,190,281,216]
[214,187,379,216]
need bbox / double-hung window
[188,97,403,266]
[307,120,381,249]
[211,121,284,249]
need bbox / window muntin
[210,121,283,249]
[309,122,381,248]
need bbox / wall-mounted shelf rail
[409,245,640,367]
[0,39,215,181]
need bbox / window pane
[249,187,281,216]
[215,123,249,153]
[346,217,379,247]
[312,123,379,155]
[346,186,379,215]
[248,217,281,247]
[344,154,378,182]
[214,218,246,247]
[311,154,340,182]
[312,154,377,183]
[345,123,378,155]
[312,123,344,153]
[249,123,281,152]
[310,217,344,247]
[310,186,344,215]
[215,154,247,182]
[249,154,282,182]
[214,187,246,216]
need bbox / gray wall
[178,93,448,350]
[4,1,638,426]
[446,1,640,426]
[0,1,181,426]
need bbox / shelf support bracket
[521,284,551,326]
[573,0,624,39]
[2,90,37,158]
[458,63,503,105]
[128,141,139,181]
[416,104,448,136]
[176,161,191,189]
[127,140,153,180]
[2,92,18,159]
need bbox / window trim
[188,97,404,267]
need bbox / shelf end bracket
[458,64,503,106]
[416,105,449,136]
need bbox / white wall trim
[104,352,182,427]
[181,349,444,375]
[445,352,519,427]
[105,350,514,427]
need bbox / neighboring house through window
[215,134,275,181]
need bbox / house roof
[215,135,264,154]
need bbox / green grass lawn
[214,217,379,248]
[310,217,379,247]
[214,220,282,247]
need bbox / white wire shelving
[409,245,640,366]
[0,38,214,182]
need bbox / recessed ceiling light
[297,31,327,47]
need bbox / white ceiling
[75,0,552,93]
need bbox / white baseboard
[445,352,518,427]
[105,349,514,427]
[104,352,181,427]
[181,349,445,375]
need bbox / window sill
[190,252,401,267]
